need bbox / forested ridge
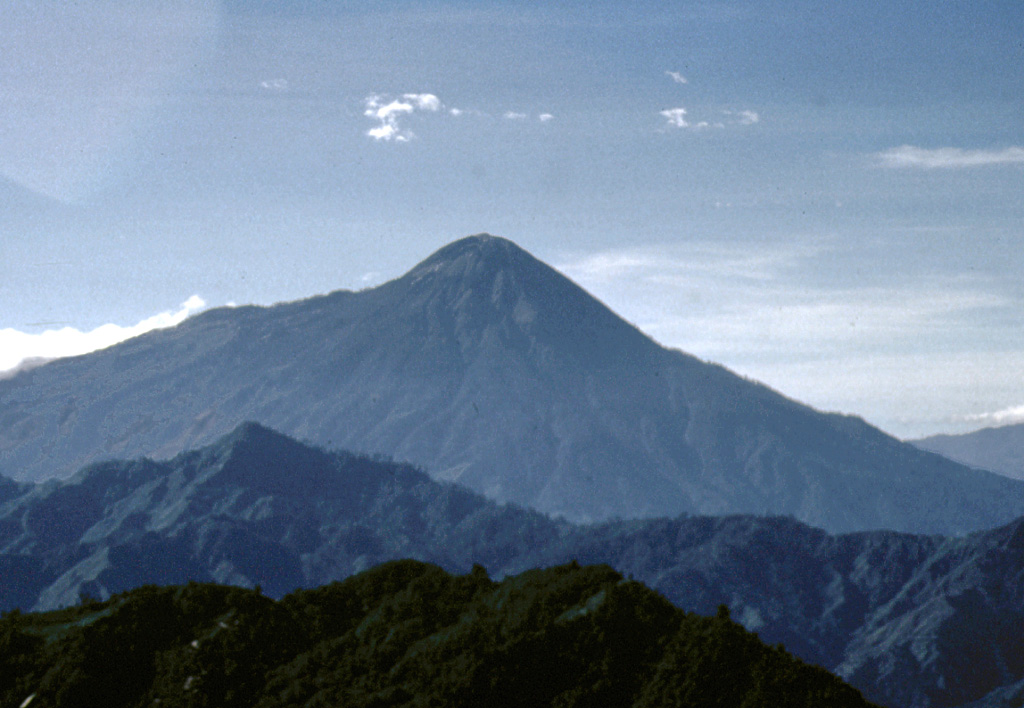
[0,560,876,708]
[6,422,1024,707]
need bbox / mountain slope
[538,515,1024,708]
[0,422,564,611]
[2,234,1023,533]
[4,424,1024,707]
[0,561,878,708]
[914,424,1024,481]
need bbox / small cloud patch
[962,405,1024,427]
[363,93,553,138]
[660,107,689,128]
[363,93,443,142]
[736,110,759,125]
[877,145,1024,169]
[661,107,759,132]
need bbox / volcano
[2,234,1022,533]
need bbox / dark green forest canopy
[0,560,877,708]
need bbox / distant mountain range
[2,422,1024,708]
[0,560,876,708]
[0,422,566,611]
[1,234,1021,534]
[914,424,1024,481]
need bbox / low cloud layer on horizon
[0,296,206,376]
[963,404,1024,428]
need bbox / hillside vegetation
[0,560,876,708]
[6,422,1024,707]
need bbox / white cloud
[260,78,288,91]
[503,111,552,122]
[403,93,441,111]
[179,295,205,310]
[363,96,547,135]
[877,145,1024,169]
[737,110,759,125]
[0,296,207,375]
[962,405,1024,427]
[666,70,688,84]
[367,124,407,142]
[363,93,442,142]
[450,107,489,117]
[722,109,759,125]
[662,107,756,131]
[366,99,415,121]
[660,107,689,128]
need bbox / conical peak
[435,233,510,252]
[398,234,602,324]
[198,422,339,494]
[206,421,318,474]
[388,234,662,368]
[218,421,289,450]
[407,234,536,282]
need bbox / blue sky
[2,0,1023,438]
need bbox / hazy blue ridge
[914,425,1024,481]
[2,235,1023,535]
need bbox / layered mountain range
[2,423,1024,708]
[1,234,1021,534]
